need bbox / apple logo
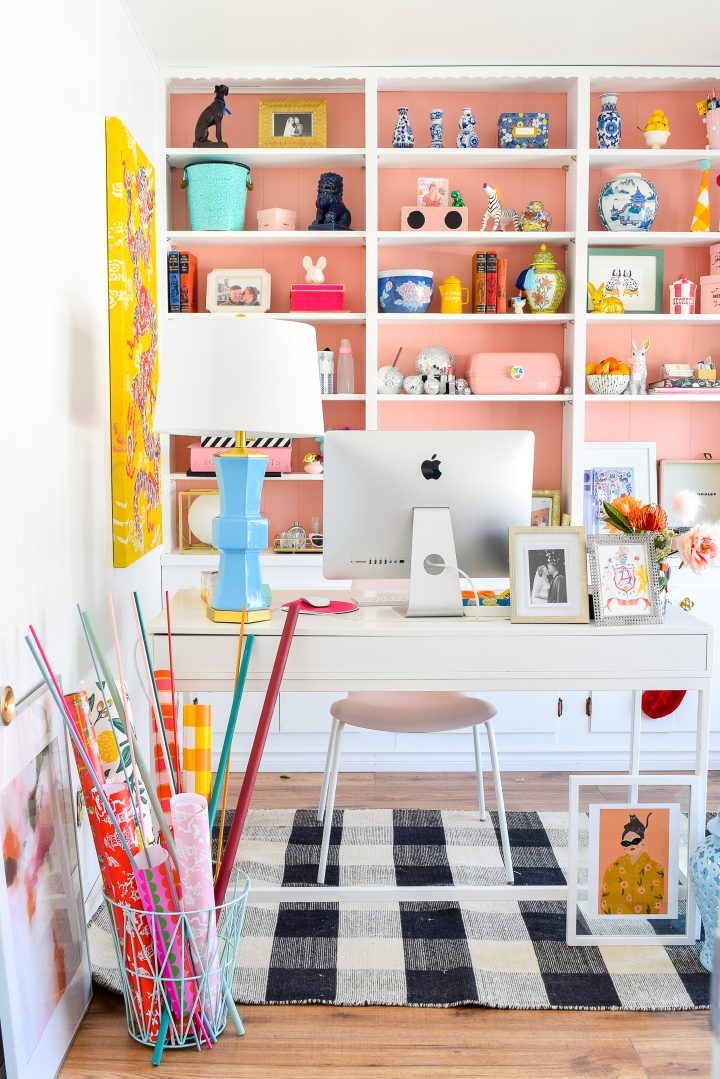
[421,454,442,480]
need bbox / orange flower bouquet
[602,496,674,596]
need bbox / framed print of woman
[600,812,665,916]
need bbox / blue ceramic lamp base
[209,449,272,623]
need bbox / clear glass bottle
[336,338,355,394]
[287,520,307,551]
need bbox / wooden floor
[61,771,717,1079]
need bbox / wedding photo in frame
[509,526,589,624]
[0,683,91,1079]
[567,774,698,947]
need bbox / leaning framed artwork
[105,117,162,567]
[531,489,561,527]
[0,683,91,1078]
[660,458,720,527]
[258,98,327,148]
[583,441,657,535]
[567,774,698,946]
[587,533,662,626]
[509,526,589,624]
[587,247,664,314]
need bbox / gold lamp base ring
[207,606,272,624]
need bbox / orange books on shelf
[497,256,508,314]
[179,251,197,312]
[472,251,487,313]
[486,251,498,314]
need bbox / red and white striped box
[668,274,697,315]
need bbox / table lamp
[155,317,324,622]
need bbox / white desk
[149,590,712,913]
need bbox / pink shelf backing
[169,93,365,148]
[587,90,711,150]
[585,400,720,462]
[378,91,569,150]
[378,167,567,233]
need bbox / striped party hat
[690,159,710,232]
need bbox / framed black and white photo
[509,526,589,624]
[0,683,91,1079]
[258,98,327,148]
[206,269,271,313]
[587,533,662,626]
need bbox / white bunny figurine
[303,255,327,284]
[625,337,650,396]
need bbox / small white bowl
[643,129,671,149]
[587,373,630,395]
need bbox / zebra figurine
[481,183,521,232]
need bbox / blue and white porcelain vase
[689,814,720,970]
[596,92,622,149]
[456,107,479,149]
[598,172,659,232]
[392,107,414,149]
[429,108,444,148]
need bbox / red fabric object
[641,689,687,719]
[214,602,301,904]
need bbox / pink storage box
[290,283,345,312]
[700,275,720,314]
[189,443,292,473]
[257,207,296,231]
[711,244,720,276]
[467,352,562,395]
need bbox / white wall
[0,2,164,779]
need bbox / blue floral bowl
[378,269,434,313]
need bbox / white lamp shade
[155,317,324,437]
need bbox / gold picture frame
[531,488,562,527]
[258,98,327,148]
[178,488,217,553]
[509,526,590,624]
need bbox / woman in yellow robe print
[600,812,666,915]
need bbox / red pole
[214,601,301,904]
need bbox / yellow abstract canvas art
[105,116,161,567]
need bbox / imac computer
[323,430,535,617]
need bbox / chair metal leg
[318,721,345,884]
[318,717,339,823]
[486,721,513,884]
[472,725,487,821]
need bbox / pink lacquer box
[467,352,562,395]
[189,443,292,473]
[257,207,296,231]
[290,283,345,311]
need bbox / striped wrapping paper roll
[153,670,181,815]
[182,700,211,802]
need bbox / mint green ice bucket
[182,162,252,231]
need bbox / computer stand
[400,507,465,618]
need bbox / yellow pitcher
[438,275,470,314]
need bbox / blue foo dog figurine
[309,172,352,231]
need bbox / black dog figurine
[193,85,231,148]
[309,172,352,231]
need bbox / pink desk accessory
[282,598,359,615]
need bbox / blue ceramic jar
[689,815,720,970]
[598,172,659,231]
[597,93,622,149]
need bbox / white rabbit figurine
[625,337,650,395]
[303,255,327,284]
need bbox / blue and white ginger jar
[598,172,658,232]
[596,92,622,149]
[689,814,720,971]
[457,108,479,149]
[429,108,444,148]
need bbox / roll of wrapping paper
[170,793,220,1014]
[133,844,210,1048]
[64,690,103,778]
[182,701,211,802]
[153,670,180,819]
[71,750,161,1040]
[90,679,155,844]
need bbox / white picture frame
[659,458,720,528]
[509,526,590,624]
[567,774,698,947]
[0,683,91,1079]
[587,533,663,626]
[583,441,657,535]
[586,248,664,314]
[205,269,271,313]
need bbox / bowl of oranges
[586,357,630,395]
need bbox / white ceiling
[124,0,720,72]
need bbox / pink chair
[317,691,513,884]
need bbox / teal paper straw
[208,635,255,831]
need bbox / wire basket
[105,870,249,1054]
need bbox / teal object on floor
[183,162,251,231]
[689,814,720,971]
[212,452,268,614]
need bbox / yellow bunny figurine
[587,281,625,314]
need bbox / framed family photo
[0,683,91,1078]
[583,441,657,535]
[531,489,561,527]
[587,247,664,314]
[206,269,271,313]
[587,533,662,626]
[567,774,698,947]
[258,98,327,148]
[509,526,589,624]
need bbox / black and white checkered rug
[88,808,709,1010]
